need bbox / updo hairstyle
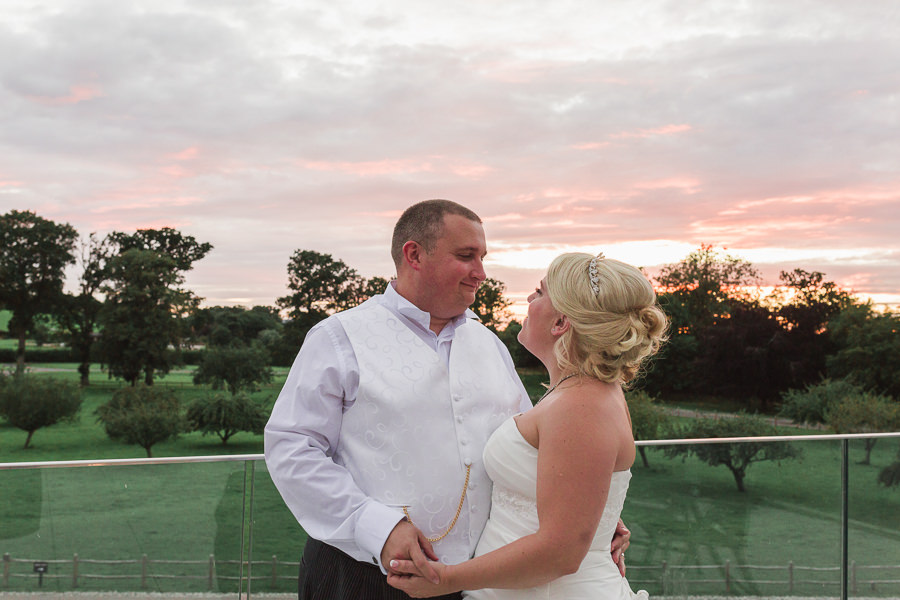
[546,253,668,385]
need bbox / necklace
[538,373,577,403]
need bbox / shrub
[664,414,801,492]
[0,375,82,449]
[95,385,185,457]
[186,392,268,444]
[625,390,671,468]
[779,378,864,426]
[193,344,273,395]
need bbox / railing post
[841,439,849,600]
[272,555,278,587]
[851,560,857,594]
[788,560,794,593]
[72,553,79,588]
[3,553,10,588]
[209,554,215,591]
[141,554,148,589]
[725,559,730,593]
[661,561,667,594]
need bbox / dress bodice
[464,416,647,600]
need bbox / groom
[265,200,629,600]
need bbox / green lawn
[1,365,898,595]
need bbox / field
[1,365,899,595]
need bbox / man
[265,200,628,600]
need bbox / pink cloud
[298,156,492,178]
[300,158,435,176]
[610,123,693,139]
[28,84,104,106]
[634,177,702,193]
[571,141,611,150]
[167,147,200,161]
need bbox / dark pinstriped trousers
[298,538,463,600]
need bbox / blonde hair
[546,253,668,385]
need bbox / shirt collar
[383,280,479,334]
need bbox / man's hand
[610,518,631,576]
[381,519,440,584]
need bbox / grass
[1,365,899,595]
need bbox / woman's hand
[386,559,454,598]
[611,519,631,576]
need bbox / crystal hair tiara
[589,253,605,294]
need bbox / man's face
[418,214,487,319]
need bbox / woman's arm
[389,385,623,596]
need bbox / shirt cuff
[354,501,407,575]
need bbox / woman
[387,252,667,599]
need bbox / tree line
[1,210,899,482]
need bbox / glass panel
[246,459,308,595]
[848,436,900,599]
[0,461,247,594]
[3,435,898,598]
[623,438,844,598]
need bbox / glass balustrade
[2,433,898,599]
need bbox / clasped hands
[382,518,632,597]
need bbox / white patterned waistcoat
[335,301,523,563]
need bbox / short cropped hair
[546,253,668,385]
[391,200,482,268]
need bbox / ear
[551,315,570,336]
[401,240,424,271]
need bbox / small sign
[33,562,48,587]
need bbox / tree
[496,320,543,369]
[186,392,268,444]
[826,392,900,465]
[193,343,273,395]
[692,300,791,410]
[356,276,391,305]
[471,278,512,332]
[779,378,864,427]
[827,306,900,399]
[771,269,857,389]
[108,227,212,272]
[0,210,78,376]
[274,250,388,363]
[655,244,760,331]
[0,375,82,449]
[625,390,670,468]
[277,249,366,322]
[57,233,114,386]
[664,414,801,492]
[647,245,759,396]
[95,385,185,457]
[189,305,282,348]
[98,227,211,385]
[98,249,198,385]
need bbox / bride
[387,252,667,599]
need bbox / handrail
[0,453,263,470]
[2,431,898,470]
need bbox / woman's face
[517,277,560,354]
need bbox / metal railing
[2,431,899,599]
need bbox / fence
[4,552,900,595]
[2,552,299,591]
[626,561,900,595]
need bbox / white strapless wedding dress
[463,417,649,600]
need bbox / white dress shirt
[264,283,531,570]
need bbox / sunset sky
[2,1,898,317]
